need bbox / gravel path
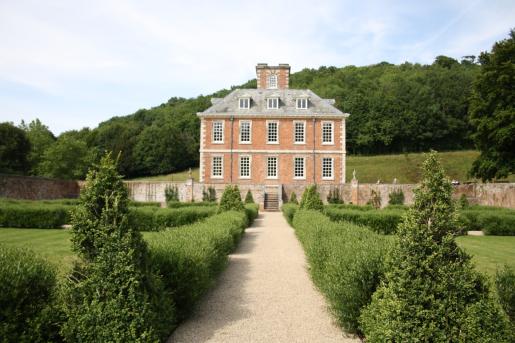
[168,212,358,343]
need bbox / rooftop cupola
[256,63,290,90]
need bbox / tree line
[1,30,513,180]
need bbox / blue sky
[1,0,514,134]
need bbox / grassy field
[0,229,156,274]
[129,150,514,183]
[456,236,515,277]
[129,168,200,182]
[1,228,513,278]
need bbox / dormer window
[239,97,250,109]
[296,98,308,109]
[267,97,279,109]
[268,74,277,89]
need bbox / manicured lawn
[0,228,157,273]
[128,150,515,183]
[456,235,515,277]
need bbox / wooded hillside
[1,56,482,179]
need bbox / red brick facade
[198,64,348,186]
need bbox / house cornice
[196,112,350,119]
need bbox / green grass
[0,229,157,274]
[128,150,514,183]
[456,236,515,277]
[129,168,200,182]
[1,228,513,279]
[347,150,514,183]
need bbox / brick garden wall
[0,175,80,200]
[2,175,514,209]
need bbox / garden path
[168,211,358,343]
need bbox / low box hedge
[324,204,515,236]
[0,201,218,231]
[291,210,391,336]
[281,203,298,225]
[0,244,59,341]
[324,206,404,234]
[129,200,162,208]
[244,203,259,224]
[0,203,72,229]
[129,206,218,231]
[167,201,217,208]
[147,210,250,321]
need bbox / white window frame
[238,97,250,109]
[211,155,223,179]
[322,157,334,180]
[239,155,251,179]
[321,121,334,145]
[212,120,224,144]
[239,120,252,144]
[266,156,278,179]
[266,120,279,144]
[296,98,308,109]
[267,97,279,109]
[268,74,277,89]
[293,120,306,144]
[293,156,306,180]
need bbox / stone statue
[188,168,192,178]
[352,169,356,180]
[393,178,398,184]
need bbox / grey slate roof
[199,89,349,117]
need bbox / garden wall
[2,175,514,209]
[0,175,80,200]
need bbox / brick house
[198,63,349,208]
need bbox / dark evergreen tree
[62,153,173,341]
[469,29,515,181]
[0,122,31,174]
[360,152,511,342]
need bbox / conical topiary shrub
[244,190,254,204]
[218,185,244,212]
[289,191,298,204]
[299,185,323,211]
[360,151,512,342]
[62,153,173,342]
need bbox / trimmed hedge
[291,210,390,336]
[0,203,72,229]
[0,201,217,230]
[281,203,298,225]
[148,210,251,321]
[460,207,515,236]
[244,203,259,224]
[324,206,404,234]
[325,204,515,236]
[0,245,59,341]
[129,200,161,207]
[129,206,218,231]
[167,201,216,208]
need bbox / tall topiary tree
[360,151,512,342]
[218,185,244,212]
[62,153,173,342]
[299,185,323,211]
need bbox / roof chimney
[256,63,290,89]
